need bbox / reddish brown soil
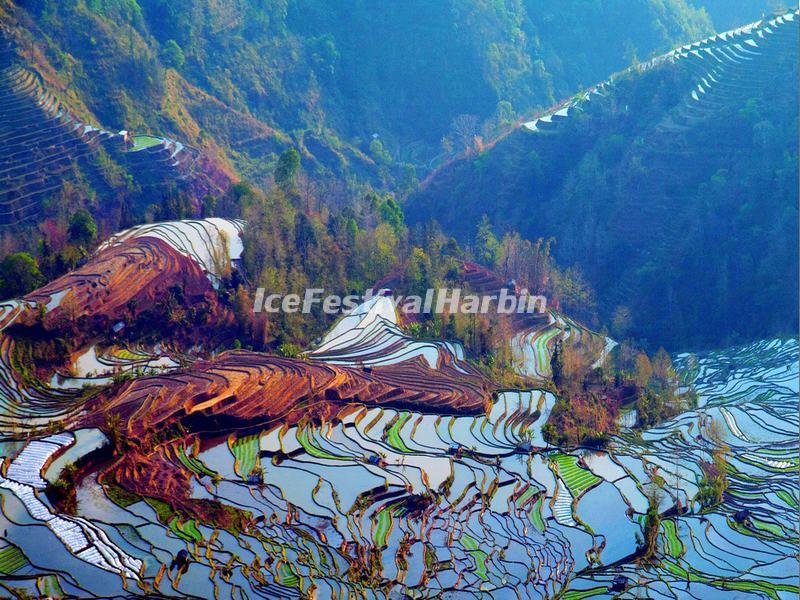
[17,237,232,342]
[83,350,491,438]
[80,349,491,519]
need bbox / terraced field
[512,312,616,380]
[0,218,244,434]
[0,35,119,227]
[97,218,245,284]
[0,25,224,229]
[0,220,792,599]
[309,293,473,372]
[550,454,601,497]
[0,269,794,599]
[408,8,798,357]
[0,3,794,597]
[520,11,798,138]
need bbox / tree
[560,341,592,394]
[399,163,418,194]
[202,195,219,218]
[475,215,499,267]
[275,148,301,189]
[360,223,398,283]
[68,209,97,246]
[495,100,515,126]
[210,231,232,281]
[294,212,318,261]
[613,339,639,379]
[552,266,595,319]
[634,353,653,387]
[550,339,564,388]
[697,418,729,508]
[640,485,663,562]
[445,314,457,339]
[376,195,404,234]
[652,348,675,383]
[162,39,185,68]
[405,247,432,297]
[368,138,391,165]
[54,291,82,332]
[443,237,463,260]
[0,253,44,298]
[450,114,479,152]
[497,232,555,292]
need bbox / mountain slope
[407,11,799,349]
[2,0,714,185]
[687,0,784,30]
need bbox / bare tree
[449,114,479,153]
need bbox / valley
[0,2,796,599]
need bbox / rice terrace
[0,1,796,599]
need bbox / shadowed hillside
[408,11,799,350]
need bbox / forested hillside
[4,0,713,186]
[408,11,799,350]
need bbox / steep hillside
[286,0,712,150]
[2,0,715,187]
[0,4,796,599]
[408,11,799,350]
[0,22,230,249]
